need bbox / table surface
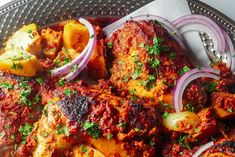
[0,0,235,21]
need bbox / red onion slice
[65,18,96,82]
[105,14,185,49]
[173,15,226,53]
[50,18,94,78]
[192,141,214,157]
[173,68,220,112]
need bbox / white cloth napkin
[104,0,210,67]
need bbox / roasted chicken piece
[107,20,207,107]
[211,92,235,119]
[0,73,43,157]
[16,81,162,157]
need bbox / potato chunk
[0,49,40,76]
[63,20,89,53]
[5,23,42,57]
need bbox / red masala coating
[0,73,43,157]
[107,20,207,108]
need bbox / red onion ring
[173,14,226,53]
[104,14,185,49]
[192,141,214,157]
[50,18,96,80]
[65,18,96,81]
[173,68,220,112]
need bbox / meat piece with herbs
[107,20,207,107]
[0,73,43,157]
[16,81,162,157]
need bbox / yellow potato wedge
[5,23,42,57]
[0,50,40,77]
[63,20,89,53]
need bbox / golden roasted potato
[63,20,89,53]
[0,49,40,77]
[5,23,42,57]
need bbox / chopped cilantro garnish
[163,112,169,119]
[63,58,70,65]
[150,58,160,69]
[119,122,126,128]
[177,135,191,149]
[90,34,95,38]
[27,29,33,34]
[71,64,78,72]
[36,77,44,85]
[42,107,48,116]
[80,145,88,153]
[0,82,13,89]
[194,128,200,133]
[107,133,113,139]
[149,141,155,146]
[203,82,217,93]
[178,66,190,75]
[33,94,41,104]
[129,88,136,95]
[227,108,233,113]
[56,124,69,136]
[5,125,10,130]
[122,76,129,82]
[58,78,66,86]
[134,128,141,132]
[11,62,23,70]
[186,103,194,112]
[10,133,15,140]
[64,89,73,97]
[83,122,100,139]
[19,123,33,143]
[154,20,159,25]
[107,42,113,48]
[42,132,48,138]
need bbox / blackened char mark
[58,95,90,122]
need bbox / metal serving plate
[0,0,234,64]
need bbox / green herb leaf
[163,112,169,119]
[83,122,100,139]
[80,145,88,153]
[58,78,66,86]
[36,77,44,85]
[107,42,113,49]
[178,66,190,75]
[107,133,113,139]
[203,82,217,93]
[149,141,155,146]
[0,82,13,89]
[134,128,141,132]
